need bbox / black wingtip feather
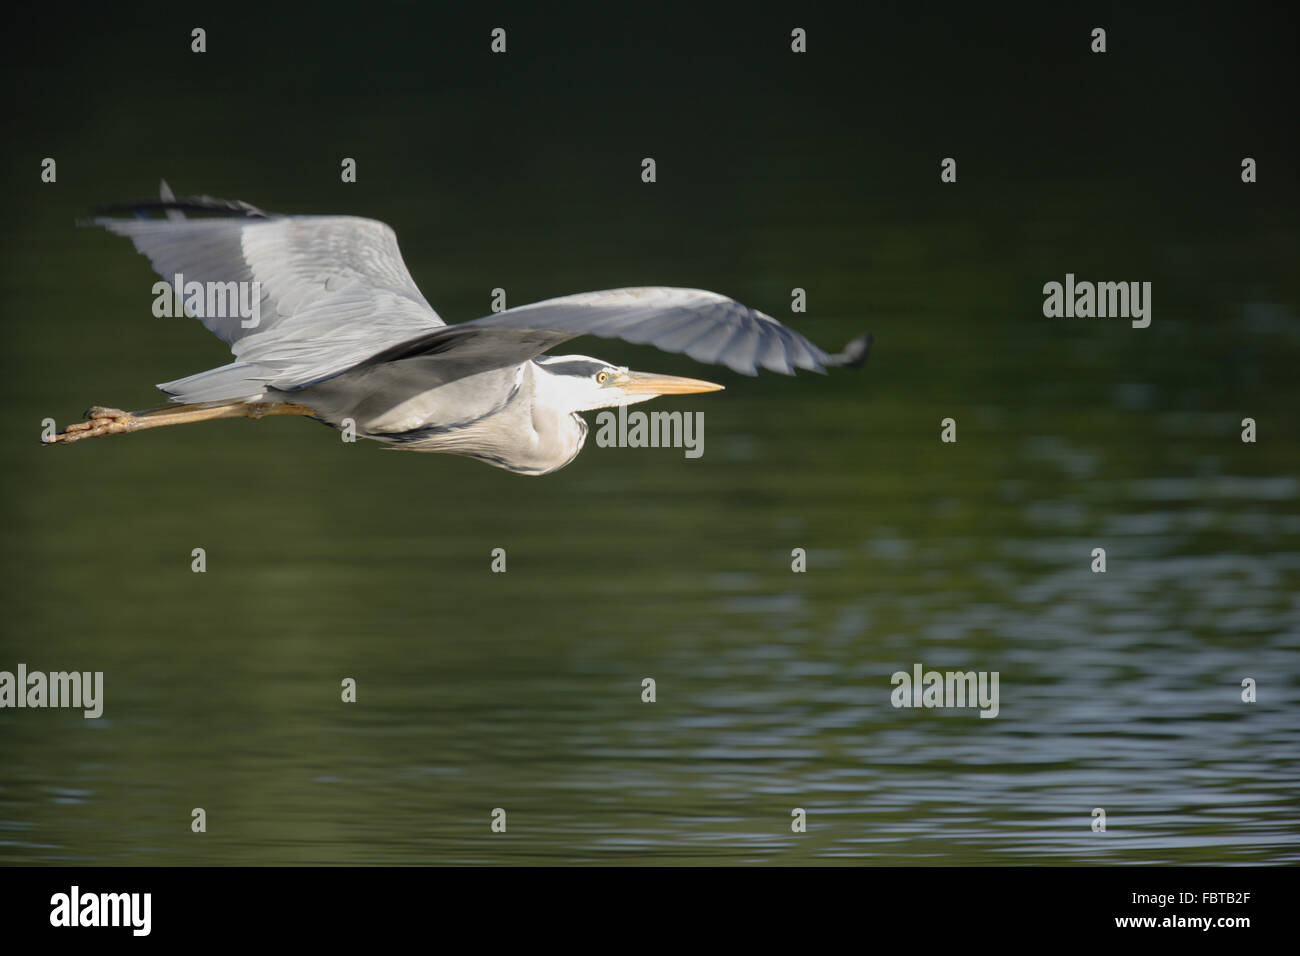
[831,332,872,369]
[91,196,270,219]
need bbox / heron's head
[535,354,724,412]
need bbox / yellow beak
[615,370,725,396]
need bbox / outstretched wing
[93,188,868,403]
[93,186,444,396]
[365,287,872,378]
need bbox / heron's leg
[45,401,317,444]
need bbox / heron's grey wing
[366,287,871,378]
[95,207,444,397]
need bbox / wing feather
[369,287,870,379]
[94,198,444,397]
[93,190,870,404]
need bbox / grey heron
[47,184,871,475]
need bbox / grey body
[295,359,587,475]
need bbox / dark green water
[2,5,1297,864]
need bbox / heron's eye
[596,370,610,384]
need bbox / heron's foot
[45,407,138,444]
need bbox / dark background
[1,2,1297,864]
